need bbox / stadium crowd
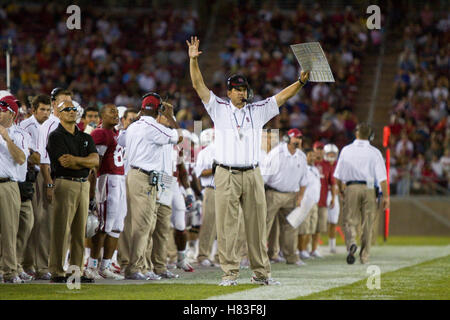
[389,5,449,195]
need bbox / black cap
[50,87,64,101]
[227,74,249,90]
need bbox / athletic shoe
[310,250,323,258]
[0,273,3,283]
[300,250,311,260]
[177,259,194,272]
[36,272,52,280]
[80,276,95,283]
[111,262,121,274]
[24,269,36,278]
[270,256,286,264]
[99,268,124,280]
[251,276,281,286]
[157,270,180,279]
[84,267,102,280]
[346,244,358,265]
[4,276,25,283]
[19,271,33,282]
[125,272,148,280]
[295,259,306,267]
[199,259,213,267]
[144,271,162,281]
[219,279,237,286]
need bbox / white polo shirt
[203,91,279,167]
[37,114,59,165]
[122,115,178,173]
[194,144,215,188]
[333,139,387,185]
[263,142,308,192]
[0,124,30,181]
[304,164,321,204]
[19,115,41,171]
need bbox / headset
[50,87,64,101]
[226,74,254,103]
[142,92,165,112]
[356,122,375,142]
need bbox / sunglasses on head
[61,107,77,112]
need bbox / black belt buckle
[149,171,159,186]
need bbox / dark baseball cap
[227,74,249,90]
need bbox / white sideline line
[206,245,450,300]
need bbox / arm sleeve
[46,132,70,163]
[12,130,30,159]
[333,152,344,181]
[85,134,98,155]
[149,123,179,145]
[250,96,279,125]
[202,91,218,123]
[194,150,207,178]
[91,129,107,156]
[299,158,308,187]
[117,130,127,147]
[374,150,387,183]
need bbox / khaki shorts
[316,206,328,233]
[298,204,318,235]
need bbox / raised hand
[186,36,203,59]
[300,70,310,84]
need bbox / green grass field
[1,236,449,300]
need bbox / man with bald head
[46,101,99,283]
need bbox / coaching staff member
[333,123,389,265]
[187,36,309,286]
[46,101,99,282]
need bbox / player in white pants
[324,144,340,253]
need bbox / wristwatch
[298,77,306,86]
[46,183,55,188]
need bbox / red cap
[313,141,325,149]
[141,95,160,111]
[0,96,19,116]
[288,128,302,138]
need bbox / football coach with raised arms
[187,36,309,286]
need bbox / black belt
[205,186,215,189]
[0,178,12,183]
[218,163,258,172]
[346,181,366,186]
[57,176,88,182]
[265,185,293,193]
[131,166,157,176]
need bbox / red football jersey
[315,159,336,207]
[91,127,125,176]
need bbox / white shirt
[334,139,387,185]
[203,91,279,167]
[263,142,308,192]
[304,164,321,204]
[19,115,41,171]
[37,114,59,165]
[194,144,215,188]
[122,116,178,173]
[0,125,30,180]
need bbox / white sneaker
[251,276,281,285]
[19,271,34,282]
[310,250,323,258]
[300,250,311,260]
[4,276,24,283]
[143,271,161,281]
[84,267,102,280]
[200,259,213,267]
[219,279,237,286]
[295,259,306,267]
[177,259,194,272]
[99,268,124,280]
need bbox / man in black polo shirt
[47,101,99,283]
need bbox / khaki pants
[49,179,89,277]
[342,184,377,262]
[316,207,328,233]
[121,169,157,276]
[16,200,34,273]
[0,181,21,280]
[145,203,172,274]
[267,214,280,260]
[214,166,270,281]
[265,190,298,263]
[23,172,52,276]
[197,187,217,263]
[298,204,318,235]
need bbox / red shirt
[91,127,124,176]
[315,159,336,207]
